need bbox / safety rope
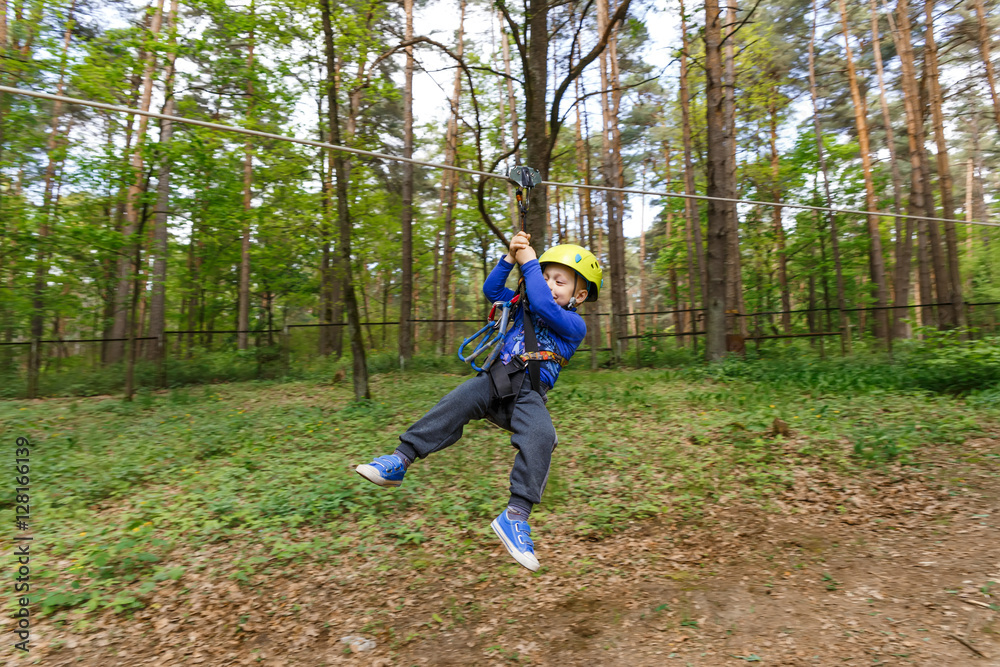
[1,85,996,228]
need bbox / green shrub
[899,329,1000,394]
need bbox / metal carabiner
[457,296,518,372]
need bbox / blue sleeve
[483,256,517,302]
[521,259,587,343]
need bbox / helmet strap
[568,272,585,310]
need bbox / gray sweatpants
[394,369,557,510]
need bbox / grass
[1,359,997,621]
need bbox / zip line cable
[3,85,999,228]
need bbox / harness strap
[518,350,569,367]
[519,282,543,395]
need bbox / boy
[355,231,602,571]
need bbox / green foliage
[899,329,1000,394]
[3,364,995,619]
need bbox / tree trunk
[398,0,415,367]
[869,0,904,217]
[973,0,1000,130]
[522,0,549,250]
[917,216,935,327]
[723,0,745,340]
[577,81,602,369]
[317,81,333,356]
[499,9,520,227]
[884,0,921,337]
[679,0,708,311]
[924,0,965,328]
[436,0,466,355]
[870,0,912,338]
[320,0,369,400]
[597,0,628,360]
[663,146,685,344]
[237,6,255,350]
[500,10,521,165]
[327,136,344,357]
[108,0,165,364]
[837,0,891,343]
[768,96,791,334]
[147,0,179,362]
[809,0,850,351]
[28,0,76,397]
[919,58,951,327]
[704,0,729,361]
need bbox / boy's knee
[535,420,556,448]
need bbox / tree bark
[237,4,255,350]
[924,0,966,328]
[317,77,334,356]
[499,9,520,228]
[663,146,685,344]
[869,0,903,217]
[704,0,729,361]
[147,0,179,362]
[768,95,791,334]
[597,0,628,360]
[973,0,1000,130]
[919,54,951,327]
[809,0,850,352]
[884,0,920,337]
[108,0,165,364]
[723,0,745,340]
[320,0,369,400]
[398,0,414,367]
[436,0,465,355]
[522,0,549,250]
[679,0,708,312]
[577,82,602,369]
[836,0,891,343]
[28,0,76,397]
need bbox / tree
[320,0,369,400]
[704,0,729,361]
[836,0,890,343]
[108,0,165,365]
[146,0,180,363]
[923,0,966,329]
[237,1,256,351]
[397,0,414,367]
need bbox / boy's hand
[505,231,535,265]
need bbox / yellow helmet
[537,244,603,302]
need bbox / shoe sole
[490,518,540,572]
[355,464,402,488]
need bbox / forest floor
[3,367,1000,666]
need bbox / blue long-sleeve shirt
[482,256,587,389]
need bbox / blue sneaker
[490,510,540,572]
[355,454,407,488]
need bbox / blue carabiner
[457,298,517,372]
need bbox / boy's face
[542,263,589,307]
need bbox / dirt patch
[10,440,1000,666]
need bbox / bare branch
[475,134,525,246]
[720,0,763,47]
[497,1,527,67]
[548,0,633,158]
